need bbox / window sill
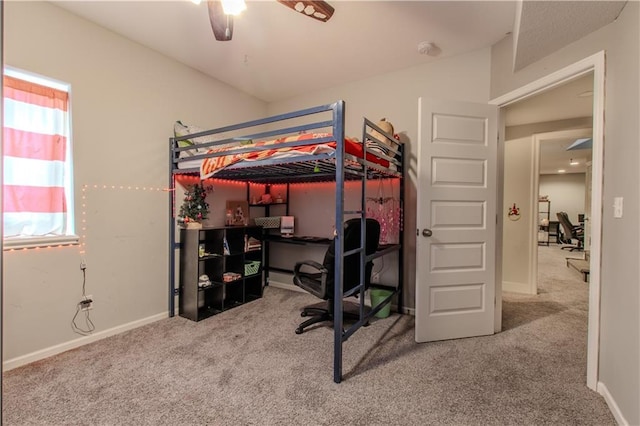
[3,235,80,250]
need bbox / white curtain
[3,76,70,237]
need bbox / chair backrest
[323,218,380,296]
[556,212,576,238]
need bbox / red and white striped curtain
[3,76,69,237]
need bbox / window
[3,68,76,248]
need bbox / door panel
[430,243,485,271]
[431,201,485,229]
[432,158,486,186]
[430,283,485,314]
[416,98,497,342]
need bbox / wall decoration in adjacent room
[508,203,521,221]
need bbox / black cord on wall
[71,264,95,335]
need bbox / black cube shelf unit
[179,226,263,322]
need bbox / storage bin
[244,261,261,276]
[369,288,393,318]
[253,216,281,229]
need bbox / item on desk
[198,274,211,288]
[280,216,295,237]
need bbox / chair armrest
[293,260,329,298]
[294,260,327,274]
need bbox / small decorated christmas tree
[178,183,212,226]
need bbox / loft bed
[169,100,404,383]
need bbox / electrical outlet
[80,261,87,270]
[79,295,93,311]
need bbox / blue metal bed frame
[169,100,404,383]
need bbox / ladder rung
[344,285,363,298]
[344,247,362,257]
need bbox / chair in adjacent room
[292,218,380,335]
[556,211,584,251]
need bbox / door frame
[490,51,604,391]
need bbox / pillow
[174,121,212,158]
[173,121,252,159]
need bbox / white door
[416,98,498,342]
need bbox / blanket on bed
[200,133,390,179]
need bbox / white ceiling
[539,135,592,175]
[514,1,626,70]
[52,0,518,102]
[50,1,626,104]
[51,0,618,175]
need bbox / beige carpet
[2,245,614,425]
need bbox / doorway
[491,52,604,390]
[502,124,593,295]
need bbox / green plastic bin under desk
[369,288,393,318]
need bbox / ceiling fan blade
[276,1,335,22]
[207,0,234,41]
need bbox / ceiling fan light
[221,0,246,16]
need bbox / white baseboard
[503,280,536,295]
[401,306,415,315]
[597,381,628,425]
[3,312,168,371]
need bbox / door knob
[422,229,432,237]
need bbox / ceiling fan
[208,0,335,41]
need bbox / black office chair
[556,211,584,251]
[292,218,380,335]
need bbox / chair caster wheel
[363,321,370,327]
[295,327,303,334]
[301,312,308,317]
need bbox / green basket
[244,261,261,276]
